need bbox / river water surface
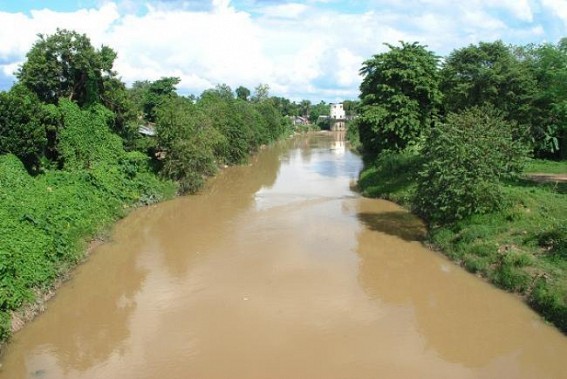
[2,132,567,378]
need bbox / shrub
[414,106,528,224]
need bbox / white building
[329,103,346,131]
[330,103,346,119]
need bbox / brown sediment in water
[7,239,106,337]
[1,133,567,379]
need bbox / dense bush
[0,151,175,341]
[155,87,290,194]
[0,85,48,172]
[413,106,528,224]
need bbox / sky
[0,0,566,102]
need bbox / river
[1,132,567,378]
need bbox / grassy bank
[0,153,176,345]
[357,155,567,333]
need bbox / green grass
[358,154,567,333]
[525,159,567,174]
[357,150,422,206]
[0,154,176,344]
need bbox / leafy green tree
[358,41,442,158]
[17,29,117,107]
[309,101,330,124]
[236,86,251,101]
[143,77,180,122]
[441,41,536,127]
[101,76,139,148]
[414,106,528,224]
[270,96,299,116]
[252,83,270,102]
[299,100,311,118]
[156,96,224,193]
[0,85,47,172]
[343,100,360,116]
[57,99,124,171]
[198,87,253,164]
[521,40,567,159]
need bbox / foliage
[17,29,117,107]
[343,100,360,116]
[520,40,567,158]
[58,100,124,171]
[309,101,330,124]
[143,77,181,122]
[357,149,422,205]
[358,41,442,159]
[235,86,251,101]
[0,85,47,172]
[524,159,567,174]
[156,96,223,193]
[0,28,293,347]
[357,148,567,332]
[414,106,528,224]
[441,41,535,120]
[154,88,290,194]
[100,76,140,148]
[345,120,361,152]
[0,153,175,343]
[252,83,270,102]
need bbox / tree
[357,42,442,158]
[440,41,536,126]
[299,99,311,118]
[0,85,47,172]
[101,76,139,148]
[414,106,528,224]
[143,77,180,122]
[236,86,251,101]
[309,101,329,124]
[343,100,360,116]
[17,29,117,107]
[252,83,270,102]
[521,40,567,159]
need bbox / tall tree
[17,29,117,107]
[309,101,329,124]
[521,40,567,158]
[0,85,48,172]
[440,41,536,126]
[358,41,442,158]
[236,86,251,101]
[252,84,270,102]
[143,77,180,122]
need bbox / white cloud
[257,3,309,19]
[0,0,563,102]
[541,0,567,26]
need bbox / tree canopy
[357,41,442,158]
[17,29,117,107]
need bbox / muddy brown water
[2,132,567,379]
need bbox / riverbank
[357,154,567,333]
[0,130,296,354]
[0,153,177,352]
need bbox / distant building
[291,115,309,126]
[330,103,346,119]
[329,103,346,131]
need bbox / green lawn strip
[525,159,567,174]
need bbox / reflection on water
[1,132,567,379]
